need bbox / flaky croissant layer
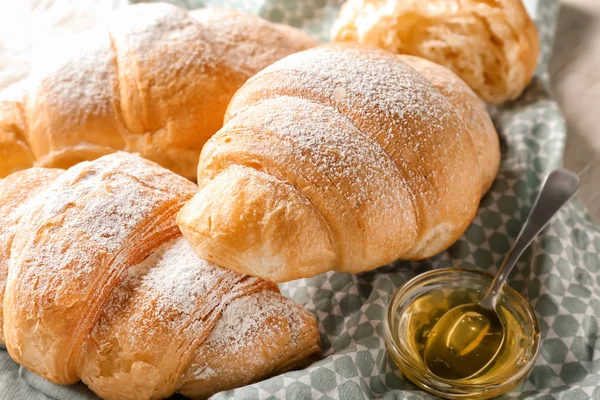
[178,44,500,283]
[0,152,320,400]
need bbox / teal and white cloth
[3,0,600,399]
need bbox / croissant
[0,152,320,400]
[178,44,500,282]
[0,2,316,179]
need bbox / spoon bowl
[424,303,504,380]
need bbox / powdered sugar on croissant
[0,3,316,179]
[0,152,320,400]
[178,44,500,282]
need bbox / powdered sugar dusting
[189,8,315,79]
[2,152,197,384]
[218,95,417,262]
[106,236,242,324]
[27,28,118,128]
[12,3,316,179]
[0,168,63,341]
[86,236,289,395]
[11,152,195,307]
[206,290,304,354]
[399,54,499,192]
[0,169,63,263]
[176,289,316,392]
[229,44,471,205]
[191,366,216,381]
[108,2,219,85]
[216,44,483,264]
[245,44,452,134]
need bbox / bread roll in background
[0,3,316,179]
[331,0,539,104]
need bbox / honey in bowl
[385,268,540,400]
[423,301,504,380]
[403,286,527,381]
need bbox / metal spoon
[424,168,580,380]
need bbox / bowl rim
[384,267,541,397]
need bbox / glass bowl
[384,268,540,399]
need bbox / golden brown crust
[0,153,320,399]
[0,84,35,177]
[331,0,540,104]
[178,44,499,282]
[0,167,64,343]
[178,165,337,282]
[176,290,320,399]
[0,3,317,179]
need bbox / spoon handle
[480,168,580,310]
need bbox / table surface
[550,0,600,222]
